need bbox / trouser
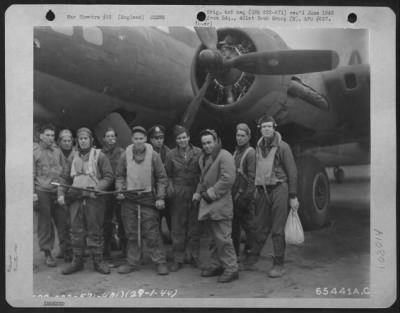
[252,183,289,265]
[121,196,167,266]
[69,197,105,255]
[37,190,71,253]
[104,195,126,251]
[159,199,172,232]
[231,198,258,258]
[205,219,238,272]
[170,185,201,263]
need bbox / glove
[116,193,125,201]
[89,192,97,199]
[201,192,213,204]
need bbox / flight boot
[156,263,169,275]
[92,254,110,275]
[201,267,224,277]
[268,256,285,278]
[63,250,73,263]
[44,250,57,267]
[217,270,239,283]
[118,263,140,274]
[62,254,84,275]
[169,261,183,272]
[240,253,259,271]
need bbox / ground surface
[33,165,370,300]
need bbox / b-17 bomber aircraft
[33,26,370,230]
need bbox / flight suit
[231,143,258,259]
[164,145,202,264]
[102,144,125,255]
[61,148,113,257]
[153,145,172,232]
[115,144,168,267]
[252,132,297,266]
[34,143,71,258]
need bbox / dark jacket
[232,143,256,200]
[34,142,67,195]
[164,144,202,187]
[102,144,124,174]
[153,145,170,164]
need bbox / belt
[257,182,282,193]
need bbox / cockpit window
[82,27,103,46]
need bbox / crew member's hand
[87,187,97,199]
[167,183,175,198]
[116,193,125,201]
[201,192,213,204]
[289,197,300,211]
[57,195,65,206]
[155,199,165,210]
[33,193,38,203]
[192,193,201,202]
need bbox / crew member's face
[176,132,190,149]
[78,135,91,149]
[150,135,164,149]
[201,134,216,155]
[260,122,275,138]
[236,129,249,147]
[40,129,55,147]
[104,131,117,146]
[132,132,147,149]
[59,137,73,151]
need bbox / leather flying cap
[131,125,147,135]
[236,123,251,137]
[148,125,165,137]
[76,127,93,138]
[58,129,73,140]
[173,125,188,138]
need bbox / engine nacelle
[190,28,289,114]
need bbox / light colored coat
[196,149,236,221]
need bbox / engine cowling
[190,28,288,114]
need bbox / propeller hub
[199,49,223,70]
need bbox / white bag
[285,207,304,245]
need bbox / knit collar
[131,144,147,163]
[257,132,282,158]
[259,132,281,149]
[78,147,91,156]
[61,148,73,158]
[102,143,116,153]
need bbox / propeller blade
[225,50,339,75]
[194,27,218,50]
[181,74,213,130]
